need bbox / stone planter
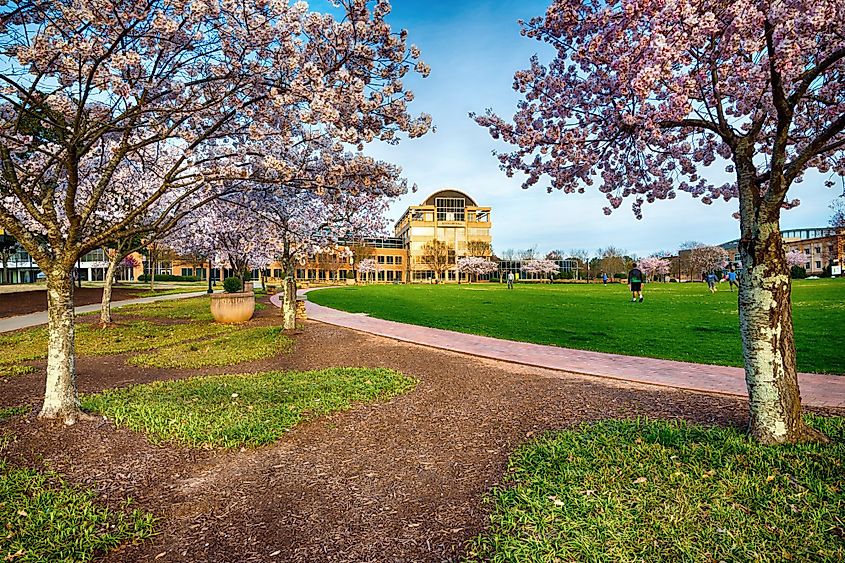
[346,278,356,285]
[210,291,255,323]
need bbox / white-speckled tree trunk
[282,275,296,330]
[100,251,121,325]
[736,152,824,444]
[39,268,81,423]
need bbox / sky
[354,1,840,257]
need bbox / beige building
[395,189,492,282]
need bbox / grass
[0,459,155,562]
[0,322,233,364]
[309,279,845,374]
[117,295,215,321]
[82,368,416,448]
[0,406,27,422]
[128,326,292,368]
[118,295,265,320]
[0,365,36,378]
[463,417,845,563]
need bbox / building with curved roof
[394,188,492,282]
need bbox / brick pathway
[272,290,845,409]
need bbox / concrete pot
[211,292,255,323]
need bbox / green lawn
[308,279,845,374]
[463,417,845,563]
[127,326,292,369]
[0,458,155,562]
[82,368,416,448]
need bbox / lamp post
[207,254,213,294]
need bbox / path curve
[0,291,208,333]
[270,288,845,409]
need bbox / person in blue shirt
[727,268,738,291]
[706,272,718,293]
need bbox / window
[815,246,821,254]
[804,248,811,255]
[377,255,385,264]
[805,262,811,269]
[81,248,105,263]
[273,269,282,278]
[816,261,822,269]
[182,268,193,277]
[395,256,403,265]
[435,197,465,221]
[386,256,394,264]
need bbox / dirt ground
[2,300,842,562]
[0,286,148,318]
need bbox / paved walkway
[0,291,208,333]
[270,290,845,409]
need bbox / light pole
[206,254,213,294]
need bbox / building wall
[394,189,493,282]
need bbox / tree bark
[39,267,81,423]
[736,156,825,444]
[100,251,122,325]
[282,275,297,330]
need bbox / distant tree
[466,240,493,257]
[688,246,729,277]
[457,256,497,283]
[598,246,627,277]
[785,250,808,268]
[357,258,377,284]
[831,198,845,229]
[499,248,517,261]
[521,259,559,282]
[518,246,538,260]
[639,257,672,282]
[545,249,563,260]
[420,240,454,281]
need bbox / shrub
[559,271,574,279]
[613,273,626,279]
[791,265,807,279]
[345,271,355,279]
[137,274,199,282]
[223,277,242,293]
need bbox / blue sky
[358,1,840,257]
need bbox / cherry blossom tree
[456,256,497,283]
[785,250,808,268]
[474,0,844,442]
[0,0,430,423]
[357,258,377,284]
[688,246,730,277]
[639,256,671,282]
[521,259,559,281]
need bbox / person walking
[628,263,645,302]
[602,272,608,285]
[706,271,718,293]
[507,271,514,290]
[727,268,738,292]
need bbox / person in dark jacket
[628,263,645,302]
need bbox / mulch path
[2,298,842,562]
[0,286,147,318]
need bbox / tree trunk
[1,257,7,284]
[100,251,121,325]
[736,152,825,444]
[737,222,825,444]
[282,275,297,330]
[39,267,81,423]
